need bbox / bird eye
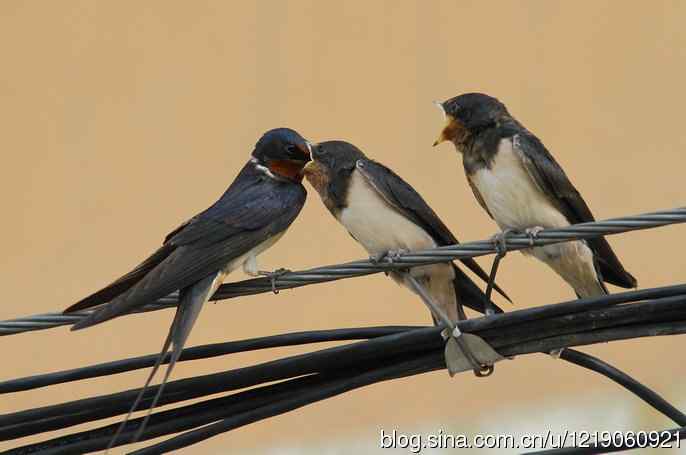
[284,144,297,157]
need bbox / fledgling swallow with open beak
[304,141,510,371]
[433,93,636,298]
[63,127,310,448]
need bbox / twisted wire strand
[1,206,684,337]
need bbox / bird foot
[443,326,504,377]
[369,249,409,264]
[369,252,386,264]
[524,226,545,246]
[490,229,520,258]
[256,268,291,294]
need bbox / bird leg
[404,274,500,376]
[483,228,518,314]
[243,255,290,294]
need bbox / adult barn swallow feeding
[433,93,636,298]
[304,140,509,371]
[64,127,310,445]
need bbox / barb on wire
[2,207,685,337]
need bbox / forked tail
[104,271,224,452]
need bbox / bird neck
[249,158,303,183]
[460,126,503,174]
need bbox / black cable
[559,349,686,426]
[459,283,686,333]
[5,353,443,454]
[4,284,686,396]
[1,208,685,453]
[4,374,326,454]
[129,353,443,455]
[6,316,686,452]
[4,317,686,443]
[131,349,686,455]
[0,326,416,394]
[4,292,686,451]
[0,327,443,435]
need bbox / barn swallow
[63,127,310,447]
[433,93,636,298]
[304,140,509,372]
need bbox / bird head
[252,128,311,182]
[303,140,366,203]
[433,93,508,148]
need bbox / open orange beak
[433,114,463,146]
[433,101,459,147]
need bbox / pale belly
[225,230,286,275]
[339,170,438,255]
[470,139,603,297]
[338,171,458,312]
[470,139,569,231]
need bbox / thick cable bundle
[1,207,685,454]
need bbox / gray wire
[2,207,684,336]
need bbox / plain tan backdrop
[1,1,685,453]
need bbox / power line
[2,206,685,454]
[2,207,685,336]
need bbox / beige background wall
[1,1,685,453]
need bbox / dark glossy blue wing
[512,132,636,288]
[356,159,510,306]
[68,163,306,328]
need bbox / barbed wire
[2,206,685,336]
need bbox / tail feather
[105,329,174,452]
[459,257,512,303]
[104,271,224,449]
[452,264,504,315]
[65,244,175,314]
[589,237,637,289]
[70,248,188,331]
[572,254,610,300]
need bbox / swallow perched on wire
[63,127,310,447]
[304,140,509,372]
[433,93,636,298]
